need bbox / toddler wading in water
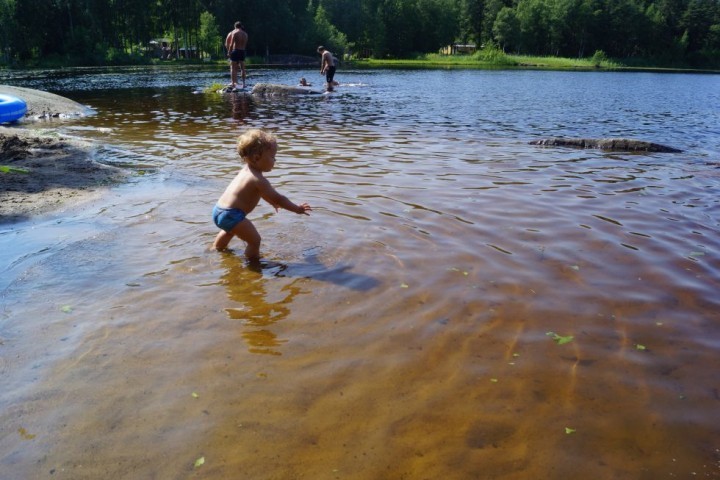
[212,129,311,260]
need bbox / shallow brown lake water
[1,67,719,479]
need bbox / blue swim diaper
[212,204,246,232]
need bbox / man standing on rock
[318,46,336,91]
[225,22,248,89]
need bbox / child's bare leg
[230,218,261,260]
[213,230,235,250]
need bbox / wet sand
[0,86,125,223]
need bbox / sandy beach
[0,85,126,223]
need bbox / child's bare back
[212,129,311,260]
[217,165,264,214]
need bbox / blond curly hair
[236,129,276,161]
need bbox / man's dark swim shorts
[325,65,336,84]
[230,49,246,62]
[213,204,246,232]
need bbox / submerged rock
[250,83,322,96]
[529,137,682,153]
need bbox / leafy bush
[591,50,608,68]
[472,43,512,65]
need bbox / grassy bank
[351,49,720,73]
[353,50,621,71]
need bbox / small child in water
[212,129,312,260]
[299,77,311,86]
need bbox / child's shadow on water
[249,247,380,292]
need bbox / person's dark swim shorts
[229,49,246,62]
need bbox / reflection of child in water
[212,129,312,260]
[299,77,312,86]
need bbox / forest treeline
[1,0,719,67]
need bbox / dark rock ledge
[529,137,682,153]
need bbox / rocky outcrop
[0,85,91,120]
[529,137,682,153]
[250,83,322,96]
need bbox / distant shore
[350,54,720,74]
[3,51,719,73]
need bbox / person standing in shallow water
[212,129,312,261]
[318,46,336,91]
[225,21,248,89]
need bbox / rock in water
[251,83,321,96]
[529,137,682,153]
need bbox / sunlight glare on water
[1,67,719,479]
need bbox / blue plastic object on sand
[0,94,28,124]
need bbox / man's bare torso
[227,28,248,51]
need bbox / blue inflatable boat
[0,94,28,124]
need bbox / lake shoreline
[3,54,720,74]
[350,58,720,74]
[0,86,125,224]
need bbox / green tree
[380,0,417,56]
[321,0,366,47]
[516,0,551,54]
[483,0,508,45]
[459,0,484,45]
[0,0,16,62]
[311,3,349,55]
[199,11,220,58]
[493,6,520,51]
[681,0,719,52]
[601,0,646,56]
[3,0,719,66]
[548,0,599,57]
[421,0,459,52]
[365,0,390,57]
[12,0,56,60]
[707,23,720,50]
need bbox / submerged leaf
[635,344,646,351]
[60,305,73,313]
[565,427,576,434]
[546,331,574,345]
[191,392,199,398]
[194,456,205,468]
[18,427,36,440]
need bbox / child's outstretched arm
[258,177,311,215]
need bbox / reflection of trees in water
[220,254,301,356]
